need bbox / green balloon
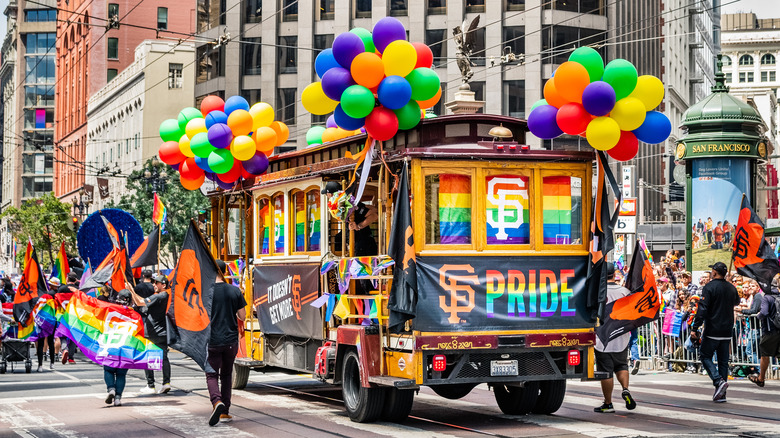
[350,27,375,53]
[394,100,421,130]
[208,148,235,174]
[530,99,548,112]
[341,85,375,119]
[306,126,326,145]
[177,107,203,131]
[406,68,441,101]
[568,47,604,83]
[602,59,638,100]
[159,119,183,142]
[190,132,216,158]
[424,112,437,119]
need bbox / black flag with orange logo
[14,241,48,326]
[388,162,418,332]
[80,247,133,291]
[166,222,218,371]
[131,225,159,268]
[596,241,661,346]
[733,196,780,293]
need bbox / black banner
[414,256,593,332]
[253,264,322,339]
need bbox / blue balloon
[377,76,412,110]
[224,95,250,115]
[632,111,672,144]
[321,67,355,101]
[194,155,213,172]
[527,105,563,140]
[581,81,616,117]
[315,48,341,79]
[334,104,365,130]
[332,32,365,69]
[205,110,228,128]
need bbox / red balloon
[180,157,205,180]
[555,103,591,135]
[158,141,186,165]
[608,131,639,161]
[200,95,225,116]
[218,159,243,183]
[412,42,433,68]
[364,106,399,141]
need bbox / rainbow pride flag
[55,291,163,370]
[295,194,307,252]
[439,174,471,244]
[152,192,167,227]
[542,176,573,244]
[51,241,70,283]
[274,197,285,254]
[259,201,271,255]
[486,175,529,244]
[308,191,321,251]
[33,295,58,339]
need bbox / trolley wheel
[381,388,414,422]
[494,381,540,415]
[0,363,6,374]
[532,380,567,414]
[341,350,385,423]
[25,362,32,374]
[430,384,477,400]
[232,363,250,390]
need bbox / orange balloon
[254,126,278,154]
[321,127,340,143]
[351,52,385,89]
[553,61,590,103]
[180,173,205,191]
[417,87,442,109]
[227,109,253,136]
[543,79,567,108]
[269,121,289,146]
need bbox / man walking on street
[594,262,637,413]
[131,273,172,395]
[691,262,740,402]
[207,260,247,426]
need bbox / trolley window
[484,172,532,247]
[425,172,473,246]
[290,187,322,254]
[272,193,286,255]
[256,196,271,255]
[541,174,584,246]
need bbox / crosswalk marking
[131,403,254,437]
[0,400,81,437]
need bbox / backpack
[769,295,780,330]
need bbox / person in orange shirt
[711,221,724,250]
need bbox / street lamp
[143,157,169,193]
[72,187,92,219]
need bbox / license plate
[490,360,518,376]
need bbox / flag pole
[728,193,746,277]
[157,224,162,274]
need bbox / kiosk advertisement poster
[253,264,323,339]
[691,158,751,273]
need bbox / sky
[721,0,779,18]
[0,0,6,44]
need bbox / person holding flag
[57,272,80,364]
[131,273,172,395]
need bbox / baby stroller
[1,304,34,373]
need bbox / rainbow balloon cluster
[157,95,289,190]
[302,17,442,143]
[528,47,672,161]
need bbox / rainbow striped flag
[55,291,163,370]
[542,176,573,244]
[33,295,58,339]
[439,174,471,244]
[259,201,271,255]
[486,175,530,244]
[308,191,321,251]
[274,196,285,254]
[640,239,654,264]
[152,192,167,227]
[51,241,70,283]
[295,194,307,252]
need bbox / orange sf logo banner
[172,249,209,332]
[733,207,765,267]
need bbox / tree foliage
[1,193,77,270]
[109,159,209,267]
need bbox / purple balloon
[204,172,217,181]
[334,103,365,130]
[170,163,180,171]
[527,105,563,140]
[322,67,356,101]
[315,48,341,78]
[332,32,365,69]
[194,156,213,172]
[243,152,269,175]
[205,110,228,128]
[326,115,337,128]
[207,123,234,149]
[216,179,235,190]
[581,81,616,117]
[372,17,406,53]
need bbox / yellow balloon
[629,75,665,110]
[185,118,207,139]
[230,135,256,161]
[610,97,647,131]
[302,82,338,115]
[178,134,194,158]
[382,40,417,77]
[249,102,274,130]
[586,117,621,151]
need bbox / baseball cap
[708,262,728,276]
[321,181,341,194]
[152,273,168,285]
[606,262,615,277]
[215,259,227,275]
[116,289,132,305]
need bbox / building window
[197,0,226,32]
[196,45,225,84]
[25,33,55,54]
[168,63,183,88]
[502,26,525,64]
[739,55,754,66]
[543,26,606,64]
[157,7,168,30]
[126,139,130,155]
[25,9,57,22]
[241,89,261,104]
[747,72,754,82]
[23,176,53,198]
[465,0,485,13]
[471,27,485,67]
[389,0,407,16]
[278,36,297,74]
[355,0,371,18]
[277,88,296,125]
[761,71,776,82]
[725,72,732,83]
[108,3,119,18]
[431,82,446,116]
[739,72,746,83]
[761,54,776,65]
[722,55,732,66]
[107,68,118,82]
[25,85,54,106]
[425,30,447,68]
[319,0,334,20]
[503,80,525,118]
[242,38,262,75]
[471,81,485,113]
[108,38,119,59]
[135,133,140,149]
[246,0,262,23]
[579,0,603,14]
[427,0,446,15]
[547,0,603,14]
[282,0,298,21]
[506,0,524,11]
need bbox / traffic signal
[72,216,80,233]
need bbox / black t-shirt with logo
[209,282,247,347]
[143,291,169,343]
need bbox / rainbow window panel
[258,199,270,255]
[294,192,306,252]
[438,174,472,244]
[307,190,321,252]
[542,175,582,245]
[273,195,285,254]
[486,175,530,245]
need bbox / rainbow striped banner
[308,192,321,251]
[439,174,471,244]
[295,194,307,252]
[273,197,285,254]
[51,242,70,283]
[33,295,58,340]
[542,176,573,244]
[55,291,163,370]
[486,175,529,244]
[259,201,271,255]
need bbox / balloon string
[378,141,398,194]
[348,135,373,188]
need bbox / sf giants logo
[486,177,526,240]
[98,310,137,358]
[291,274,302,320]
[438,265,477,324]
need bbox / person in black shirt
[206,260,247,426]
[130,273,171,395]
[0,278,13,303]
[134,269,156,299]
[690,262,741,402]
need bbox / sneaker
[593,403,615,413]
[631,360,640,375]
[68,359,75,364]
[139,385,157,395]
[209,402,226,426]
[61,351,69,365]
[159,383,171,394]
[713,379,728,402]
[114,395,122,406]
[49,363,54,370]
[105,389,116,405]
[622,389,637,410]
[37,366,43,373]
[219,414,233,423]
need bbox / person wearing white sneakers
[131,274,172,395]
